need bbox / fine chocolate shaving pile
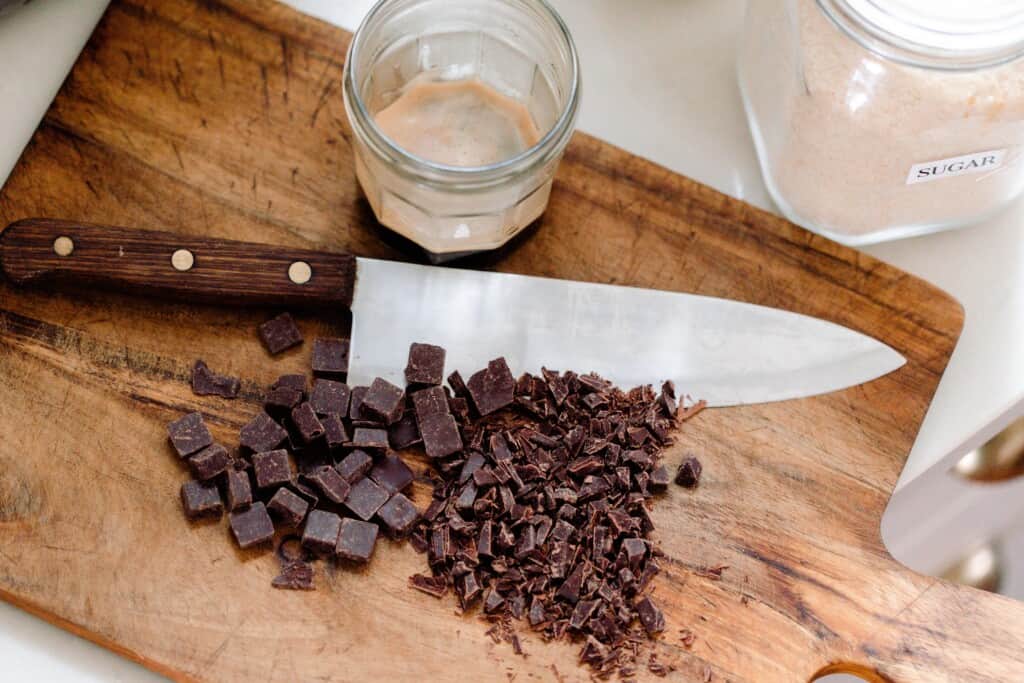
[405,361,692,678]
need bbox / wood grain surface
[0,1,1019,681]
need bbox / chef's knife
[0,219,905,406]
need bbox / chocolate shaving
[191,360,241,398]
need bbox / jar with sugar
[738,0,1024,245]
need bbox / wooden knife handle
[0,219,357,309]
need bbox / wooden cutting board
[0,1,1019,681]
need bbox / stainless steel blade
[347,258,906,407]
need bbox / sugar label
[907,149,1007,185]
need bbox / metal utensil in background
[0,219,906,406]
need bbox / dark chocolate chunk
[302,509,342,555]
[476,520,494,559]
[292,480,320,508]
[405,343,446,386]
[447,370,469,398]
[514,524,537,559]
[361,377,406,425]
[348,386,374,424]
[264,386,303,417]
[336,449,373,482]
[419,412,463,459]
[307,465,351,504]
[459,452,486,484]
[168,412,213,458]
[239,412,289,453]
[570,599,599,630]
[369,454,415,494]
[411,386,449,422]
[448,396,470,424]
[309,379,350,417]
[483,588,505,614]
[457,572,482,607]
[377,492,419,536]
[344,476,390,521]
[321,414,349,449]
[556,564,586,604]
[636,596,665,635]
[273,374,307,393]
[272,560,315,591]
[311,337,349,378]
[259,313,303,355]
[649,464,671,491]
[252,449,293,489]
[675,456,702,488]
[181,479,223,519]
[409,574,448,598]
[388,412,422,450]
[191,360,240,399]
[224,469,253,512]
[229,502,274,549]
[466,357,515,416]
[351,427,389,451]
[528,600,546,627]
[621,538,647,569]
[336,518,379,563]
[291,402,325,445]
[455,482,478,510]
[189,443,232,481]
[268,487,309,527]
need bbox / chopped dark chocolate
[229,502,274,549]
[336,518,379,563]
[252,449,293,489]
[181,479,223,519]
[273,374,307,393]
[411,386,449,422]
[675,456,702,488]
[307,465,351,504]
[309,379,350,417]
[321,414,349,449]
[189,443,232,481]
[447,370,469,398]
[409,574,448,598]
[351,427,389,451]
[259,313,303,355]
[419,412,463,459]
[336,449,374,482]
[377,493,419,536]
[466,357,515,416]
[311,337,349,379]
[191,360,241,399]
[348,386,374,425]
[302,509,342,555]
[361,377,405,425]
[168,412,213,458]
[224,469,253,512]
[268,487,309,528]
[239,412,289,453]
[369,454,414,494]
[405,343,446,386]
[636,597,665,635]
[264,386,303,417]
[290,402,326,445]
[272,560,315,591]
[344,476,390,521]
[649,464,671,492]
[388,412,422,450]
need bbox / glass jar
[738,0,1024,245]
[343,0,580,260]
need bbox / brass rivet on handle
[289,261,312,285]
[53,236,74,257]
[171,249,195,272]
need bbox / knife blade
[0,219,905,406]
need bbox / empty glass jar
[739,0,1024,245]
[343,0,580,259]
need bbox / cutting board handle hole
[811,665,891,683]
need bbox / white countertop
[1,0,1022,680]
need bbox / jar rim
[819,0,1024,69]
[344,0,581,186]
